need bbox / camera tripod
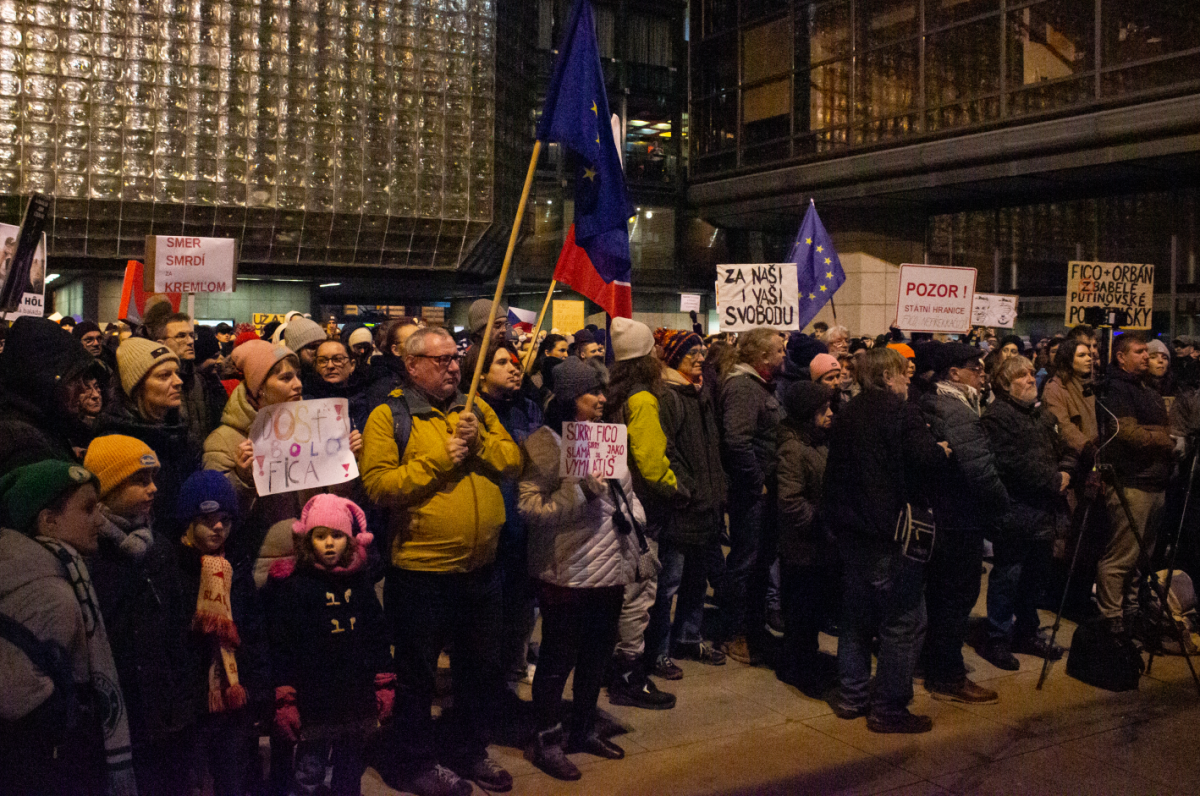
[1037,456,1200,696]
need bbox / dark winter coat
[263,563,390,728]
[485,389,544,563]
[981,394,1075,543]
[177,544,271,710]
[918,384,1009,529]
[824,388,948,542]
[776,421,829,566]
[719,364,782,501]
[87,525,196,747]
[364,353,407,412]
[0,316,98,474]
[178,361,227,445]
[1102,367,1175,491]
[94,400,202,537]
[658,371,727,546]
[303,368,372,433]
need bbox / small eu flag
[537,0,631,297]
[790,201,845,330]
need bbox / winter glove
[375,673,396,723]
[274,685,301,743]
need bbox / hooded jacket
[360,387,521,573]
[518,426,641,589]
[658,369,727,546]
[720,363,782,498]
[178,360,227,445]
[364,352,407,413]
[0,316,98,474]
[203,383,325,586]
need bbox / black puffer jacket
[364,352,407,412]
[824,388,948,542]
[719,364,781,499]
[1102,367,1175,490]
[981,394,1075,542]
[0,316,98,473]
[658,372,727,546]
[919,384,1008,528]
[94,400,202,537]
[776,421,828,566]
[303,368,372,433]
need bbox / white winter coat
[519,426,643,589]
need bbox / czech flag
[553,226,632,319]
[507,306,537,335]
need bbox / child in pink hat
[264,494,391,796]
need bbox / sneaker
[449,756,512,792]
[566,732,625,760]
[527,727,581,782]
[830,700,868,720]
[673,641,727,666]
[720,636,762,666]
[608,667,677,710]
[1011,634,1065,661]
[977,640,1020,671]
[404,764,473,796]
[867,710,934,734]
[652,655,684,680]
[926,677,999,704]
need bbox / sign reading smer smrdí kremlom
[895,264,977,334]
[145,235,237,294]
[716,263,799,332]
[1065,261,1154,330]
[248,397,359,495]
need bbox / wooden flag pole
[521,279,557,375]
[464,140,542,414]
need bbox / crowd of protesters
[1,297,1199,796]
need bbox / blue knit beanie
[176,470,238,522]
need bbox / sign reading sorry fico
[895,264,977,334]
[145,235,237,293]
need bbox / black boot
[608,657,676,710]
[526,724,581,781]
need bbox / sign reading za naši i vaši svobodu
[716,263,800,332]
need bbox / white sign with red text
[560,422,628,480]
[150,235,237,293]
[895,264,977,334]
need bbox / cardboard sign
[252,312,285,335]
[971,293,1018,329]
[895,264,977,334]
[552,299,585,334]
[715,263,800,332]
[0,194,51,314]
[145,235,237,294]
[0,226,46,319]
[559,422,628,480]
[680,293,701,313]
[1065,261,1154,330]
[248,398,358,495]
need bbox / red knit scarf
[191,553,246,713]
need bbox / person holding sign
[518,356,642,781]
[359,326,521,796]
[203,340,363,588]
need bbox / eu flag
[790,201,846,330]
[537,0,631,295]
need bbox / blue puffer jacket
[919,383,1009,529]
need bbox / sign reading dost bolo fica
[715,263,800,332]
[144,235,237,294]
[248,398,359,495]
[560,422,628,480]
[895,264,977,334]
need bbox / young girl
[265,494,392,796]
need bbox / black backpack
[1066,621,1143,692]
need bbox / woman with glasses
[304,339,371,432]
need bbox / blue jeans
[986,537,1052,643]
[837,538,927,719]
[645,539,713,661]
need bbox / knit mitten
[374,672,396,723]
[274,686,301,743]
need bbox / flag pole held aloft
[522,279,557,375]
[790,201,846,331]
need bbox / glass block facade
[0,0,496,267]
[690,0,1200,177]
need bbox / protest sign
[1065,261,1154,330]
[715,263,800,332]
[680,293,701,313]
[248,397,358,495]
[894,264,977,334]
[553,299,585,334]
[252,312,285,335]
[971,293,1018,328]
[144,235,237,294]
[560,422,628,480]
[0,194,51,315]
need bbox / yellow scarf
[191,553,246,713]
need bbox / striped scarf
[36,537,137,796]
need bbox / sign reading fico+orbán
[1065,261,1154,330]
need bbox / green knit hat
[0,460,99,535]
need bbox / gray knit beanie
[552,356,606,405]
[283,317,327,353]
[468,299,507,336]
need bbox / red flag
[552,225,632,319]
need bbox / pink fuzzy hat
[809,353,842,382]
[292,493,373,546]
